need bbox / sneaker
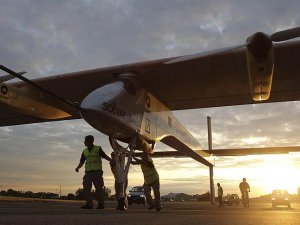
[81,204,93,209]
[148,205,155,210]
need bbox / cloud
[0,0,300,196]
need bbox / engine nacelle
[246,32,274,101]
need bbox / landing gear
[109,135,136,210]
[109,134,154,210]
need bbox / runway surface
[1,199,300,225]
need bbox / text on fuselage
[102,101,126,117]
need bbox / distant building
[161,193,178,201]
[161,192,209,202]
[161,193,192,201]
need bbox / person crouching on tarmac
[131,151,162,211]
[110,151,128,210]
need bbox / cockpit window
[122,79,136,95]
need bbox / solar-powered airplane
[1,27,300,209]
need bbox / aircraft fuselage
[80,74,202,150]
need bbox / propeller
[270,27,300,42]
[164,27,300,64]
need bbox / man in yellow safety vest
[132,152,162,211]
[75,135,112,209]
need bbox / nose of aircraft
[78,81,134,137]
[80,80,129,112]
[79,81,125,117]
[80,90,100,112]
[79,86,110,133]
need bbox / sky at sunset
[0,0,300,198]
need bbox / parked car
[127,186,146,205]
[271,190,291,208]
[223,194,240,205]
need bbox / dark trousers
[83,170,104,207]
[143,180,161,208]
[218,195,223,207]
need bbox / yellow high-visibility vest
[141,158,159,184]
[83,146,102,172]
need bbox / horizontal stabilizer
[204,146,300,156]
[139,136,213,166]
[142,146,300,158]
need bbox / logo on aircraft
[0,85,8,95]
[102,101,126,117]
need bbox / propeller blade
[165,27,300,65]
[164,44,246,64]
[270,27,300,42]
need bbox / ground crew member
[217,183,223,208]
[75,135,112,209]
[131,152,162,211]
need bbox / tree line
[0,187,111,200]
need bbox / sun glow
[149,154,300,197]
[254,155,300,195]
[212,154,300,197]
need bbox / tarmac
[1,198,300,225]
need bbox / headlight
[128,194,131,197]
[272,197,275,200]
[140,194,144,197]
[284,197,289,200]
